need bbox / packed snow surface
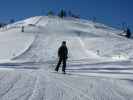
[0,16,133,100]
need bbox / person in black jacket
[55,41,68,74]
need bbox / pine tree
[10,19,15,24]
[58,9,66,18]
[126,28,131,38]
[47,10,54,16]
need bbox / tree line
[0,19,15,28]
[0,10,132,39]
[47,9,80,18]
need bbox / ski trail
[50,75,92,100]
[11,33,37,60]
[13,16,49,60]
[0,74,20,98]
[48,72,132,100]
[0,70,36,100]
[0,68,133,100]
[43,71,91,100]
[27,70,54,100]
[77,36,100,59]
[33,16,43,25]
[12,18,50,61]
[28,74,43,100]
[11,34,36,60]
[0,71,22,100]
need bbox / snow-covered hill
[0,16,133,100]
[1,16,132,62]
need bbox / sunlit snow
[0,16,133,100]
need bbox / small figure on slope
[21,26,24,32]
[55,41,68,74]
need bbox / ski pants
[55,58,66,72]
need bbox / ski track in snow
[0,64,133,100]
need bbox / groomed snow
[0,28,35,60]
[0,16,133,100]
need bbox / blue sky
[0,0,132,30]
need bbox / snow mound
[0,28,35,60]
[0,16,133,63]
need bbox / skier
[21,26,24,32]
[55,41,68,74]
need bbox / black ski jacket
[58,45,68,59]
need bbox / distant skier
[21,26,24,32]
[55,41,68,74]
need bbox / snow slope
[0,16,132,62]
[0,69,133,100]
[0,28,35,60]
[0,16,133,100]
